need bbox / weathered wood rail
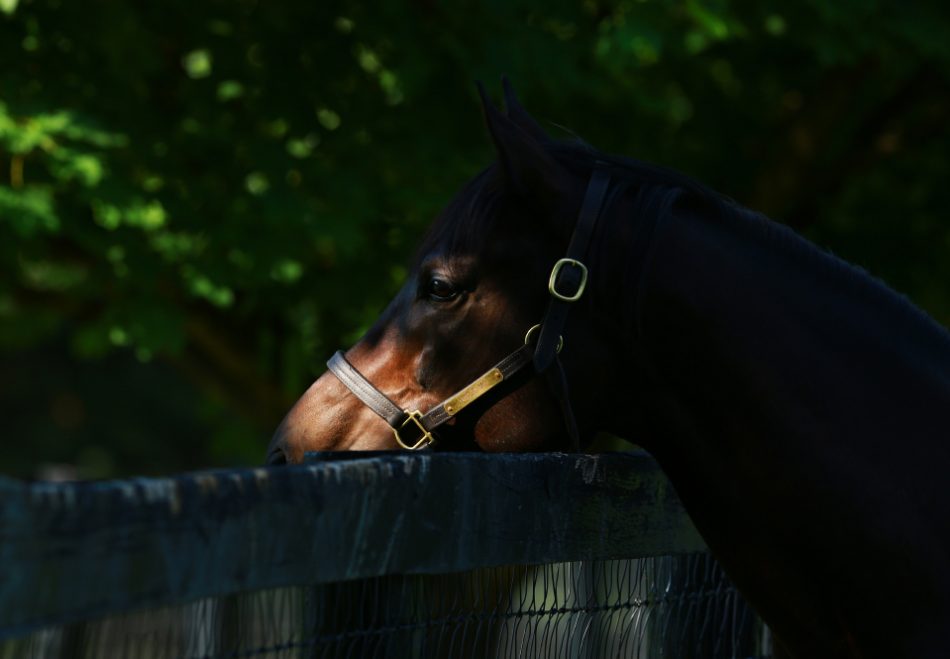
[0,451,706,641]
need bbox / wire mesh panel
[1,553,770,659]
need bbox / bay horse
[268,80,950,658]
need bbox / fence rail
[0,452,768,657]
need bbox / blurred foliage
[1,1,949,478]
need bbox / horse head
[268,81,634,463]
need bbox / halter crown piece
[327,168,612,450]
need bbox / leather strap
[545,358,580,449]
[418,342,533,431]
[534,168,611,372]
[327,342,535,447]
[328,351,407,427]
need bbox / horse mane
[418,136,757,259]
[418,135,950,345]
[550,139,950,345]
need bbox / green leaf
[19,258,88,292]
[0,186,59,236]
[182,49,213,79]
[216,80,244,101]
[316,108,341,131]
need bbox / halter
[327,168,612,450]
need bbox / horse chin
[427,424,480,452]
[343,430,400,452]
[469,413,570,452]
[270,424,397,463]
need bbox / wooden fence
[0,451,771,657]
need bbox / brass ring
[393,410,435,450]
[523,323,563,354]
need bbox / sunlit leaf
[271,259,303,284]
[19,258,88,291]
[765,15,787,36]
[334,16,354,33]
[182,49,213,79]
[0,186,58,235]
[316,108,341,131]
[216,80,244,101]
[245,172,269,195]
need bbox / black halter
[327,168,612,450]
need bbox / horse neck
[597,190,950,653]
[630,196,950,474]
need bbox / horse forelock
[415,165,506,262]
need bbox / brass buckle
[548,258,588,302]
[524,323,563,353]
[393,410,434,450]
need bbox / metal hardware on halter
[548,258,588,302]
[524,324,562,353]
[393,410,434,450]
[534,169,610,377]
[326,343,534,451]
[444,368,503,416]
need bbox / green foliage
[1,1,949,476]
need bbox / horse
[267,80,950,658]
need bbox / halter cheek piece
[327,168,612,450]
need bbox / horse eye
[426,277,458,301]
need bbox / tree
[1,1,948,476]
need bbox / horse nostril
[266,446,287,465]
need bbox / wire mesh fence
[0,453,772,658]
[2,554,769,658]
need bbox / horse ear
[502,76,551,144]
[477,81,579,215]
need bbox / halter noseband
[327,168,612,450]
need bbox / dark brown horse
[268,81,950,658]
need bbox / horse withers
[268,81,950,658]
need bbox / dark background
[1,1,948,479]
